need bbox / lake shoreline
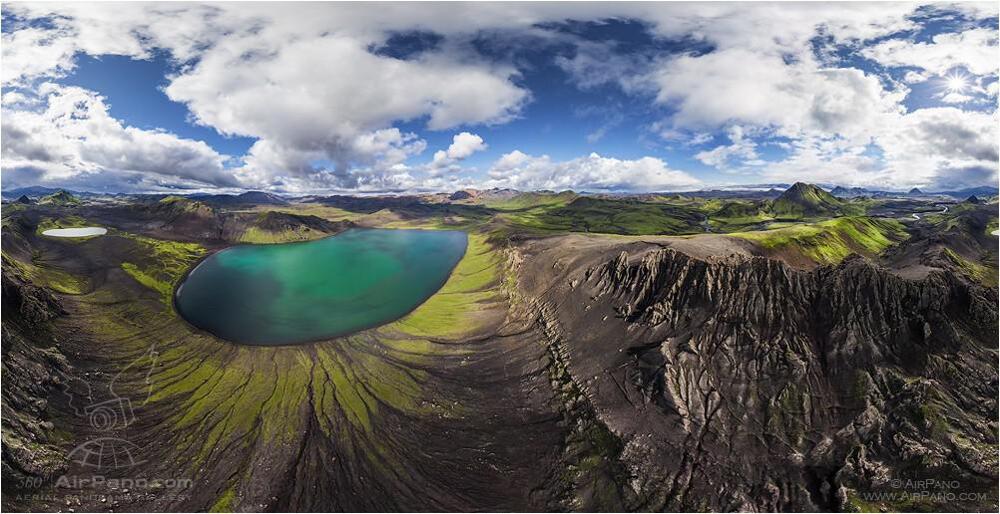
[173,227,469,346]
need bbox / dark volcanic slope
[2,201,997,512]
[1,256,73,488]
[518,237,998,511]
[97,197,353,243]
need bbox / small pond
[42,227,108,237]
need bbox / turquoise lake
[174,228,468,345]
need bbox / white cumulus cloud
[0,2,996,192]
[431,132,488,169]
[485,151,700,192]
[1,84,234,190]
[862,27,1000,77]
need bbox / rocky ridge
[1,257,73,493]
[525,245,998,510]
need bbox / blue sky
[1,2,997,193]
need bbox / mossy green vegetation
[770,182,845,219]
[642,194,724,211]
[504,197,704,235]
[482,190,577,211]
[943,248,998,287]
[38,190,81,206]
[12,189,995,512]
[209,485,236,513]
[236,211,341,244]
[158,195,201,208]
[257,204,361,222]
[133,332,435,471]
[477,187,879,237]
[35,215,93,235]
[119,233,204,304]
[204,186,892,241]
[2,252,88,294]
[238,225,322,243]
[53,221,514,485]
[1,203,28,216]
[158,195,201,209]
[389,232,501,338]
[733,216,908,265]
[154,195,215,216]
[709,200,775,230]
[843,489,885,513]
[923,202,983,230]
[713,200,769,218]
[121,262,172,299]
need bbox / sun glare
[945,74,967,93]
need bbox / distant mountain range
[0,187,288,205]
[2,184,997,202]
[1,186,91,198]
[191,191,289,206]
[824,185,997,199]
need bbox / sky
[1,1,998,194]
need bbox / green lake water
[175,228,468,345]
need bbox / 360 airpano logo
[61,345,160,470]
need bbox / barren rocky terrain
[2,188,997,512]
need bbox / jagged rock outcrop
[2,193,996,512]
[535,247,998,511]
[449,190,475,201]
[1,258,73,496]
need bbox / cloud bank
[1,2,997,193]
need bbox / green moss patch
[4,252,88,294]
[505,197,704,236]
[943,248,998,287]
[732,216,908,265]
[389,233,501,338]
[238,225,322,244]
[119,234,205,304]
[35,215,95,238]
